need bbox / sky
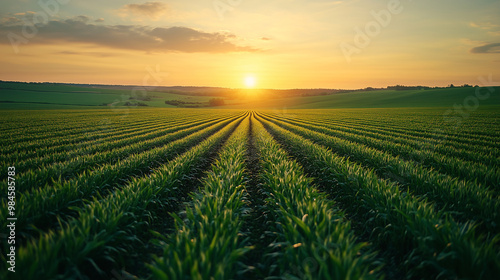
[0,0,499,89]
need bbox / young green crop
[0,109,238,161]
[0,107,498,279]
[149,116,251,280]
[258,113,500,232]
[1,114,247,280]
[0,114,245,238]
[256,114,500,279]
[252,115,380,280]
[264,110,499,163]
[261,112,500,188]
[0,114,205,169]
[0,113,240,194]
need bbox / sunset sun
[244,76,256,88]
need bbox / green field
[0,106,499,279]
[225,86,500,109]
[0,82,214,109]
[2,81,499,110]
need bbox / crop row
[0,111,232,160]
[0,114,159,153]
[260,113,500,190]
[255,114,500,279]
[1,114,246,280]
[251,115,379,279]
[258,113,500,233]
[0,117,178,163]
[0,114,246,237]
[346,112,500,141]
[149,116,250,279]
[0,109,207,144]
[0,113,242,193]
[0,116,221,181]
[287,109,500,143]
[1,109,497,279]
[264,112,499,165]
[0,110,119,139]
[279,110,500,150]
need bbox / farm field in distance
[1,107,498,279]
[3,0,500,279]
[3,82,500,110]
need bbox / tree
[208,98,225,106]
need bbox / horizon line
[1,80,491,92]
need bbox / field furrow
[0,111,228,159]
[1,107,498,279]
[251,115,380,279]
[0,113,243,192]
[255,113,500,279]
[1,114,245,280]
[0,114,246,239]
[261,113,500,189]
[257,113,500,232]
[264,112,500,165]
[149,116,250,279]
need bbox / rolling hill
[1,81,498,110]
[225,87,500,109]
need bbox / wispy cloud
[54,51,117,57]
[470,21,500,36]
[470,42,500,54]
[0,15,259,53]
[118,2,169,20]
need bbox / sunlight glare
[244,76,256,88]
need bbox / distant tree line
[129,96,152,101]
[124,101,148,107]
[208,98,225,106]
[387,84,476,91]
[387,85,431,90]
[164,100,206,108]
[164,98,225,108]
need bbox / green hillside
[226,87,500,109]
[1,82,499,110]
[299,87,500,109]
[0,82,213,109]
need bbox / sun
[244,76,256,88]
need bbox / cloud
[118,2,168,20]
[73,15,91,23]
[470,21,499,30]
[54,51,117,57]
[460,38,484,46]
[0,17,22,25]
[13,11,35,16]
[0,16,258,53]
[470,43,500,54]
[470,21,500,36]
